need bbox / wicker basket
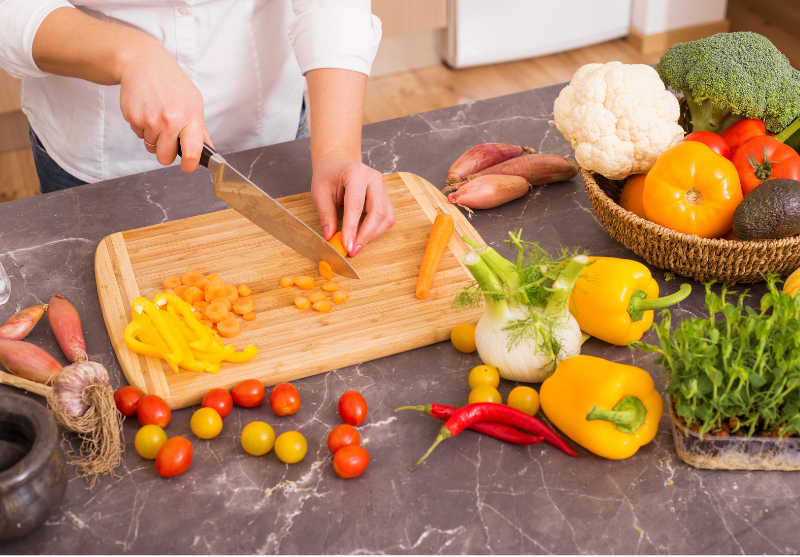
[582,169,800,283]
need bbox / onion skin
[0,304,47,341]
[49,294,87,363]
[0,339,62,383]
[446,143,535,185]
[447,175,531,210]
[467,154,579,185]
[53,361,110,417]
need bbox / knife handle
[176,139,216,169]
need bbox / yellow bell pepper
[539,355,663,460]
[569,257,691,345]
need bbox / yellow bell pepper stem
[627,284,691,322]
[586,396,647,435]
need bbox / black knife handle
[176,139,216,168]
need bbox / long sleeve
[0,0,75,78]
[287,0,381,76]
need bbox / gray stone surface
[1,83,797,555]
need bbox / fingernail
[323,226,329,239]
[351,244,362,257]
[346,237,354,252]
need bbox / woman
[0,0,395,256]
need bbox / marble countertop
[1,83,797,555]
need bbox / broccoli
[656,32,800,133]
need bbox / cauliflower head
[554,62,685,180]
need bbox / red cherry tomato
[337,391,367,426]
[155,436,193,478]
[137,394,171,427]
[720,119,767,153]
[269,383,301,416]
[232,379,265,408]
[327,424,361,453]
[683,131,731,159]
[202,388,233,419]
[333,445,369,479]
[731,135,800,195]
[114,386,143,417]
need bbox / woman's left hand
[311,153,395,257]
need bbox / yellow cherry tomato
[468,365,500,389]
[468,385,502,405]
[450,323,477,353]
[190,407,223,440]
[241,421,276,456]
[507,386,540,416]
[135,424,167,459]
[274,431,308,464]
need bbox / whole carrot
[411,402,576,470]
[49,294,87,363]
[446,143,535,185]
[466,154,579,185]
[416,211,455,300]
[396,403,544,446]
[0,304,48,341]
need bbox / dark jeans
[31,97,310,194]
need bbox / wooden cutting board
[95,172,485,410]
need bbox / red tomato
[269,383,301,416]
[232,379,265,408]
[720,119,767,152]
[114,386,143,417]
[683,131,731,158]
[137,394,171,427]
[155,436,193,477]
[731,136,800,195]
[327,424,361,453]
[202,388,233,419]
[333,445,369,479]
[337,391,367,426]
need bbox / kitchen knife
[178,142,359,279]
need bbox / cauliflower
[553,62,685,180]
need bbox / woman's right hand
[117,40,212,172]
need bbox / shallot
[446,143,535,185]
[49,294,87,362]
[0,304,48,341]
[0,339,61,383]
[447,175,530,212]
[467,153,579,185]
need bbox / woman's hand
[311,152,395,257]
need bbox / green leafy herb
[664,272,676,282]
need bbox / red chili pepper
[410,402,576,470]
[396,404,544,446]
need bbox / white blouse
[0,0,382,183]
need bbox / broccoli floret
[656,32,800,133]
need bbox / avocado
[733,179,800,240]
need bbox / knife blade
[179,142,359,279]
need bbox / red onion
[52,361,110,417]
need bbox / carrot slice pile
[242,311,257,322]
[217,319,241,338]
[163,276,182,290]
[233,298,254,315]
[181,270,205,286]
[238,285,251,297]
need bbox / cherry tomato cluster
[328,391,370,479]
[466,364,540,416]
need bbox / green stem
[628,284,692,322]
[586,396,647,435]
[683,89,732,133]
[464,251,509,313]
[775,114,800,143]
[477,247,530,305]
[462,237,481,249]
[544,255,589,314]
[409,427,452,471]
[395,405,431,415]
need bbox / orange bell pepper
[642,141,742,238]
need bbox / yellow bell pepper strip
[539,355,663,459]
[155,292,211,351]
[124,321,164,359]
[225,345,259,363]
[132,297,183,372]
[569,257,691,345]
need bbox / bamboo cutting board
[95,173,485,410]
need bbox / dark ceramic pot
[0,391,67,543]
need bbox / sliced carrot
[163,289,176,296]
[205,302,229,323]
[246,323,259,331]
[280,276,295,288]
[204,281,227,302]
[233,298,254,315]
[217,318,241,338]
[210,297,232,312]
[415,212,454,300]
[199,318,214,330]
[195,278,210,291]
[242,311,257,322]
[183,286,204,304]
[163,276,182,290]
[331,290,348,304]
[309,292,327,304]
[322,282,339,292]
[238,285,251,297]
[313,300,331,312]
[319,261,334,281]
[224,284,239,303]
[195,265,206,272]
[181,270,205,286]
[294,297,311,310]
[207,273,221,282]
[295,276,315,290]
[328,231,348,258]
[173,285,190,299]
[193,301,210,314]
